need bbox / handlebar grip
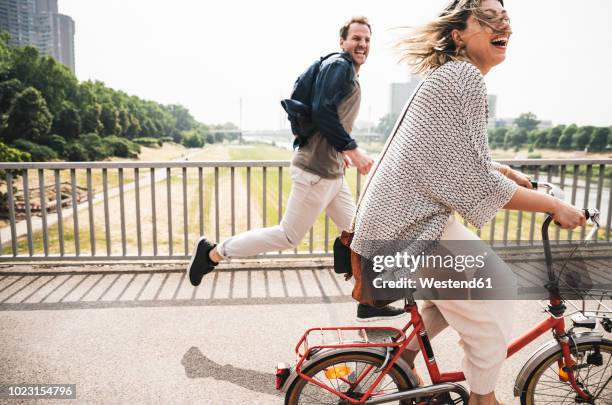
[530,180,538,189]
[583,209,590,220]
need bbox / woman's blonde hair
[396,0,510,74]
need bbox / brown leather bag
[335,230,393,308]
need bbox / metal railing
[0,159,610,261]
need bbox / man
[187,16,405,322]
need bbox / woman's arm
[491,162,533,188]
[504,186,586,229]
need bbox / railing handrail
[0,160,292,170]
[0,158,611,170]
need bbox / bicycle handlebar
[533,180,600,285]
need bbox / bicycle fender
[513,332,606,397]
[282,345,419,393]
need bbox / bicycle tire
[520,339,612,404]
[285,352,414,405]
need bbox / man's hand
[343,154,352,169]
[343,148,374,175]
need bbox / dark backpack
[281,53,344,148]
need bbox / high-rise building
[0,0,75,72]
[389,77,420,117]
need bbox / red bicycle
[275,182,611,404]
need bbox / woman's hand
[551,199,586,229]
[500,165,533,188]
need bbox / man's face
[340,23,371,68]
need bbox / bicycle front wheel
[520,339,612,404]
[285,352,414,405]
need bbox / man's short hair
[339,16,371,40]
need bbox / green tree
[514,112,540,131]
[558,124,577,150]
[165,104,195,132]
[0,32,12,79]
[81,104,103,134]
[504,128,528,149]
[0,78,24,113]
[589,127,610,152]
[546,125,564,149]
[3,87,52,143]
[572,126,593,151]
[488,127,507,148]
[52,103,81,138]
[530,129,547,149]
[100,103,121,136]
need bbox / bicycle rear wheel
[520,339,612,404]
[285,352,414,405]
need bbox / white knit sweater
[351,61,517,259]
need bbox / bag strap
[349,71,433,232]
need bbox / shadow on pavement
[181,346,280,397]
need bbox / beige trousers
[407,215,514,395]
[217,165,355,258]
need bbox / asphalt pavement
[1,262,610,404]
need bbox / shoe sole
[355,311,408,323]
[186,236,208,286]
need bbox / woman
[350,1,585,404]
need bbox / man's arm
[310,59,357,152]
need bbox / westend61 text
[373,277,493,289]
[372,252,487,273]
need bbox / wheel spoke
[525,342,612,405]
[290,354,407,405]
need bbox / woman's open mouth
[490,35,508,49]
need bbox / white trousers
[217,166,356,258]
[407,216,514,395]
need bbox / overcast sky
[59,0,612,130]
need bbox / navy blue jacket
[310,52,358,151]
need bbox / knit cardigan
[351,60,517,259]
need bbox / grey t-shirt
[292,79,361,179]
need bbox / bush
[0,141,31,215]
[133,137,161,148]
[102,135,140,158]
[528,152,542,159]
[79,133,111,160]
[38,134,67,156]
[159,136,174,143]
[171,131,183,144]
[182,132,203,148]
[64,142,89,161]
[12,139,58,161]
